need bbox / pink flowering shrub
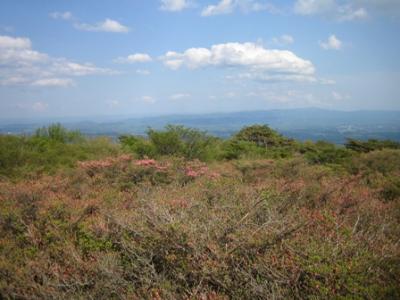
[184,159,220,180]
[135,158,157,167]
[78,154,133,175]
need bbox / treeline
[119,124,400,162]
[1,123,400,179]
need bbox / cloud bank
[161,42,315,82]
[0,35,115,87]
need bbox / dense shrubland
[1,124,399,299]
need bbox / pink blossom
[135,159,156,166]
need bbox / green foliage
[380,177,400,201]
[345,138,400,153]
[147,126,184,156]
[34,123,83,143]
[217,125,297,160]
[234,124,293,148]
[347,149,400,175]
[119,135,155,158]
[76,226,113,255]
[1,136,400,298]
[301,140,353,165]
[121,125,219,160]
[0,124,120,179]
[219,139,267,160]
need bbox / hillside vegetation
[0,124,399,299]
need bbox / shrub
[34,123,83,143]
[347,149,400,176]
[301,140,353,165]
[146,125,219,160]
[147,126,184,156]
[345,138,400,153]
[119,135,156,158]
[0,124,120,179]
[219,140,266,160]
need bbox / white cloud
[336,6,368,21]
[142,96,156,103]
[202,0,234,16]
[320,34,342,50]
[0,35,115,87]
[50,60,114,76]
[161,42,315,82]
[31,78,74,87]
[0,35,31,49]
[50,12,130,33]
[294,0,368,21]
[170,93,191,100]
[75,19,130,33]
[160,0,190,11]
[136,69,151,75]
[115,53,152,63]
[201,0,278,16]
[271,34,294,46]
[49,11,73,20]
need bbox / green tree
[234,124,292,148]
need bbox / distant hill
[1,108,400,143]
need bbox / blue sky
[0,0,399,119]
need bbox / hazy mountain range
[1,108,399,144]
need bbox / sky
[0,0,400,119]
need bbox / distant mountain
[1,108,400,144]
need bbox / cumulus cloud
[75,19,130,33]
[49,11,73,20]
[161,42,315,82]
[201,0,279,16]
[160,0,190,11]
[0,35,31,49]
[114,53,152,63]
[170,93,191,100]
[0,35,115,87]
[320,35,342,50]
